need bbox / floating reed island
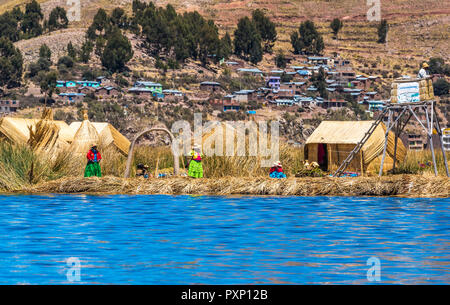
[25,175,449,198]
[1,109,448,198]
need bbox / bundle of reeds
[27,108,64,153]
[0,142,78,191]
[26,175,450,198]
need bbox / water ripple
[0,194,448,284]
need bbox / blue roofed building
[77,80,101,88]
[134,81,163,94]
[237,68,263,76]
[58,92,85,103]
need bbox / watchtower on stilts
[333,100,449,177]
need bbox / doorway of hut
[317,144,328,171]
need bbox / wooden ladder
[332,108,388,177]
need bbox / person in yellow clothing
[188,144,204,178]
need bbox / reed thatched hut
[0,109,130,156]
[304,121,406,173]
[69,117,100,155]
[0,117,75,145]
[69,122,130,155]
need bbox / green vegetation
[377,19,388,43]
[275,51,287,69]
[0,10,21,42]
[58,55,74,69]
[28,44,51,77]
[330,18,343,39]
[67,41,77,59]
[428,57,450,76]
[0,37,23,89]
[291,20,324,55]
[79,40,94,63]
[217,32,233,61]
[110,7,128,29]
[46,7,68,32]
[39,43,51,61]
[433,79,449,96]
[85,9,133,72]
[20,0,43,38]
[251,9,277,53]
[394,150,449,175]
[233,10,276,63]
[39,70,58,105]
[310,67,328,99]
[0,142,75,191]
[101,27,133,72]
[132,1,224,65]
[0,1,68,42]
[233,16,263,64]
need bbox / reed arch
[124,127,179,178]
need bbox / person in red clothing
[84,143,102,177]
[269,161,286,179]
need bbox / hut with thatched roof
[0,117,75,146]
[69,111,130,155]
[69,111,101,155]
[0,109,130,156]
[304,121,406,173]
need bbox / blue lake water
[0,194,448,284]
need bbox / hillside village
[0,0,449,151]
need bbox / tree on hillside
[111,8,128,29]
[21,0,43,38]
[433,79,449,96]
[140,5,174,56]
[330,18,343,39]
[428,57,450,76]
[101,27,133,72]
[0,12,21,42]
[11,7,23,20]
[0,37,23,89]
[67,41,77,59]
[95,36,107,57]
[217,32,233,61]
[131,0,148,32]
[47,7,68,32]
[80,40,94,63]
[129,3,224,65]
[198,20,221,66]
[275,51,287,69]
[311,67,328,99]
[87,8,110,40]
[58,55,74,69]
[377,19,388,43]
[251,9,277,53]
[132,0,148,15]
[39,70,58,106]
[28,44,52,77]
[39,44,51,61]
[234,16,263,64]
[291,20,324,55]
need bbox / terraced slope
[4,0,449,75]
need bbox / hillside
[5,0,449,76]
[2,0,449,144]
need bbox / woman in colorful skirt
[269,161,286,179]
[84,143,102,177]
[188,144,203,178]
